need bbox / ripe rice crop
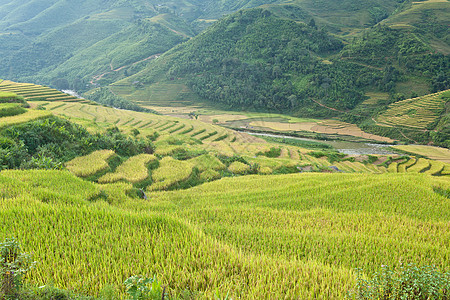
[398,158,416,173]
[392,145,450,163]
[199,169,221,181]
[377,90,449,129]
[246,156,284,170]
[0,91,19,99]
[66,150,116,178]
[0,170,449,298]
[424,161,445,175]
[407,158,430,173]
[188,154,226,172]
[98,154,156,184]
[228,161,250,174]
[387,162,398,173]
[0,110,52,128]
[0,80,82,103]
[258,166,273,174]
[441,165,450,175]
[149,157,193,191]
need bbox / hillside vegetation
[115,8,372,115]
[362,90,450,147]
[113,1,449,121]
[0,0,203,88]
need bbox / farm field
[25,100,450,186]
[118,101,396,143]
[376,90,450,129]
[392,145,450,163]
[0,109,52,128]
[54,103,449,194]
[1,0,450,296]
[0,80,91,103]
[0,170,449,298]
[1,81,450,298]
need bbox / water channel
[247,132,398,155]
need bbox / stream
[247,132,397,155]
[62,89,84,99]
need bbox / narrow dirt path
[90,53,162,85]
[398,129,418,143]
[310,98,349,114]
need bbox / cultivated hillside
[1,170,449,298]
[1,79,450,298]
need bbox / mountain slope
[111,1,449,122]
[0,0,203,88]
[0,0,417,91]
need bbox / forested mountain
[0,0,423,90]
[0,0,281,88]
[0,0,448,118]
[115,0,449,118]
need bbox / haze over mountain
[113,1,448,113]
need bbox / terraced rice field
[66,150,116,177]
[37,101,238,144]
[248,119,394,142]
[2,99,446,181]
[188,154,226,172]
[392,145,450,163]
[1,80,450,298]
[98,154,156,184]
[376,90,449,129]
[149,156,193,191]
[0,109,52,128]
[0,80,90,103]
[1,170,448,298]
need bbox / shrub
[348,264,450,299]
[216,154,248,167]
[0,104,26,118]
[0,238,35,299]
[309,150,346,163]
[256,147,281,158]
[124,275,165,300]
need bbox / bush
[309,150,346,163]
[0,104,26,117]
[216,154,248,167]
[257,147,282,158]
[348,264,450,299]
[0,238,35,299]
[0,117,154,170]
[124,275,166,300]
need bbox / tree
[308,18,317,29]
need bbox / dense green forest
[120,3,448,117]
[0,0,409,90]
[165,9,372,112]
